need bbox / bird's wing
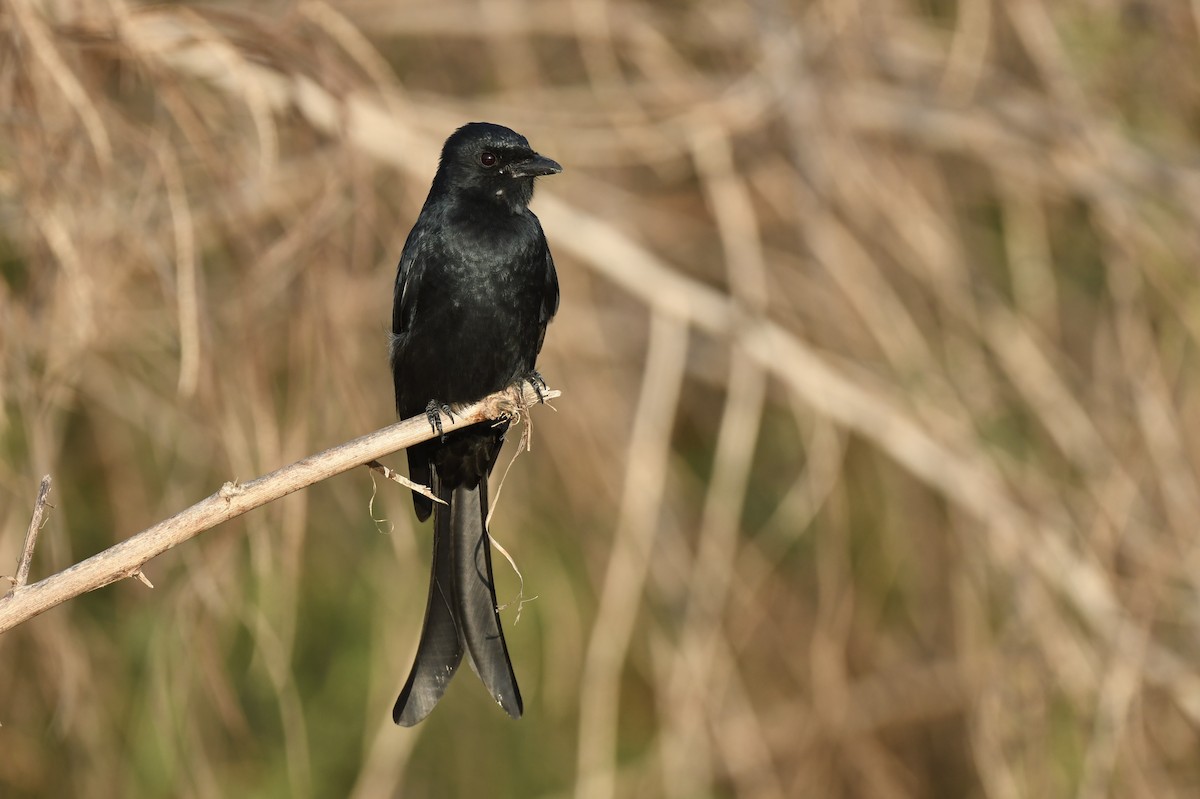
[541,243,560,325]
[392,219,436,520]
[536,226,559,356]
[392,222,430,338]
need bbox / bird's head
[434,122,561,211]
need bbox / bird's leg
[521,371,549,404]
[424,399,456,442]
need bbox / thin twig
[0,384,558,634]
[8,475,53,592]
[486,382,543,529]
[365,468,393,535]
[365,460,445,505]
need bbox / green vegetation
[3,1,1200,796]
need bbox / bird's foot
[424,399,456,442]
[521,371,549,404]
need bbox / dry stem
[6,475,53,593]
[0,384,557,635]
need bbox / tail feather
[452,476,522,719]
[406,446,433,521]
[393,473,522,725]
[393,475,462,726]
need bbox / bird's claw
[425,400,456,442]
[522,371,549,404]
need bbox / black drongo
[389,122,560,725]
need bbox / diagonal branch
[0,383,558,635]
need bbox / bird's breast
[395,233,546,407]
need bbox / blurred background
[3,0,1200,796]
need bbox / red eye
[480,152,498,167]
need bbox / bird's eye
[480,152,498,167]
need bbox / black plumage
[389,122,560,726]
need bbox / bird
[389,122,560,726]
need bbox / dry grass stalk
[2,1,1200,797]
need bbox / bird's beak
[508,154,562,178]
